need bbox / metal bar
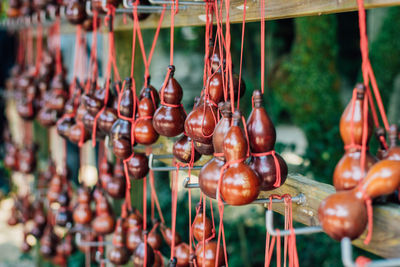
[123,0,186,11]
[183,177,199,188]
[86,1,94,16]
[95,251,111,264]
[149,0,206,5]
[265,210,323,237]
[341,238,400,267]
[75,232,112,247]
[148,153,203,171]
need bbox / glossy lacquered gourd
[319,160,400,241]
[160,224,181,247]
[333,150,376,190]
[339,84,373,147]
[66,0,87,25]
[174,242,190,267]
[192,206,213,242]
[153,66,186,137]
[55,191,72,227]
[127,213,143,251]
[140,81,160,106]
[134,88,159,145]
[199,101,231,199]
[185,98,218,144]
[106,163,126,198]
[221,111,260,205]
[247,90,287,191]
[384,125,400,160]
[195,241,225,267]
[132,241,155,267]
[92,0,121,12]
[247,90,276,152]
[92,194,115,235]
[334,84,375,190]
[73,188,92,225]
[127,153,149,179]
[119,78,135,117]
[108,218,131,265]
[111,118,132,159]
[173,135,201,163]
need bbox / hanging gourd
[220,110,260,205]
[247,90,287,191]
[199,101,231,199]
[153,65,186,137]
[333,84,376,190]
[134,88,159,145]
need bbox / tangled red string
[251,150,282,188]
[355,256,372,267]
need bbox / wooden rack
[93,0,400,30]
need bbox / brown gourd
[334,84,375,190]
[220,110,260,205]
[173,135,201,164]
[134,88,159,145]
[319,160,400,241]
[199,101,231,199]
[153,66,186,137]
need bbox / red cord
[170,163,179,260]
[149,170,166,224]
[143,176,148,266]
[364,197,373,245]
[55,16,63,75]
[356,256,372,267]
[133,1,166,85]
[34,21,43,77]
[260,0,265,94]
[252,150,282,188]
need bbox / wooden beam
[261,174,400,259]
[150,137,400,258]
[106,0,400,30]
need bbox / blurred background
[0,3,399,267]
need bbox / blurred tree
[271,15,342,183]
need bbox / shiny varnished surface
[195,241,225,267]
[318,190,367,241]
[247,90,276,152]
[333,150,376,190]
[339,84,373,147]
[153,105,186,137]
[175,242,190,267]
[199,157,225,199]
[221,111,260,205]
[357,160,400,199]
[184,100,218,144]
[134,90,159,145]
[173,135,201,163]
[249,153,288,191]
[194,141,214,155]
[192,210,213,242]
[127,153,149,179]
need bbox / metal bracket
[75,232,112,247]
[182,177,306,205]
[265,210,323,237]
[149,154,203,171]
[86,1,94,17]
[95,250,111,264]
[122,0,186,12]
[341,238,400,267]
[149,0,206,5]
